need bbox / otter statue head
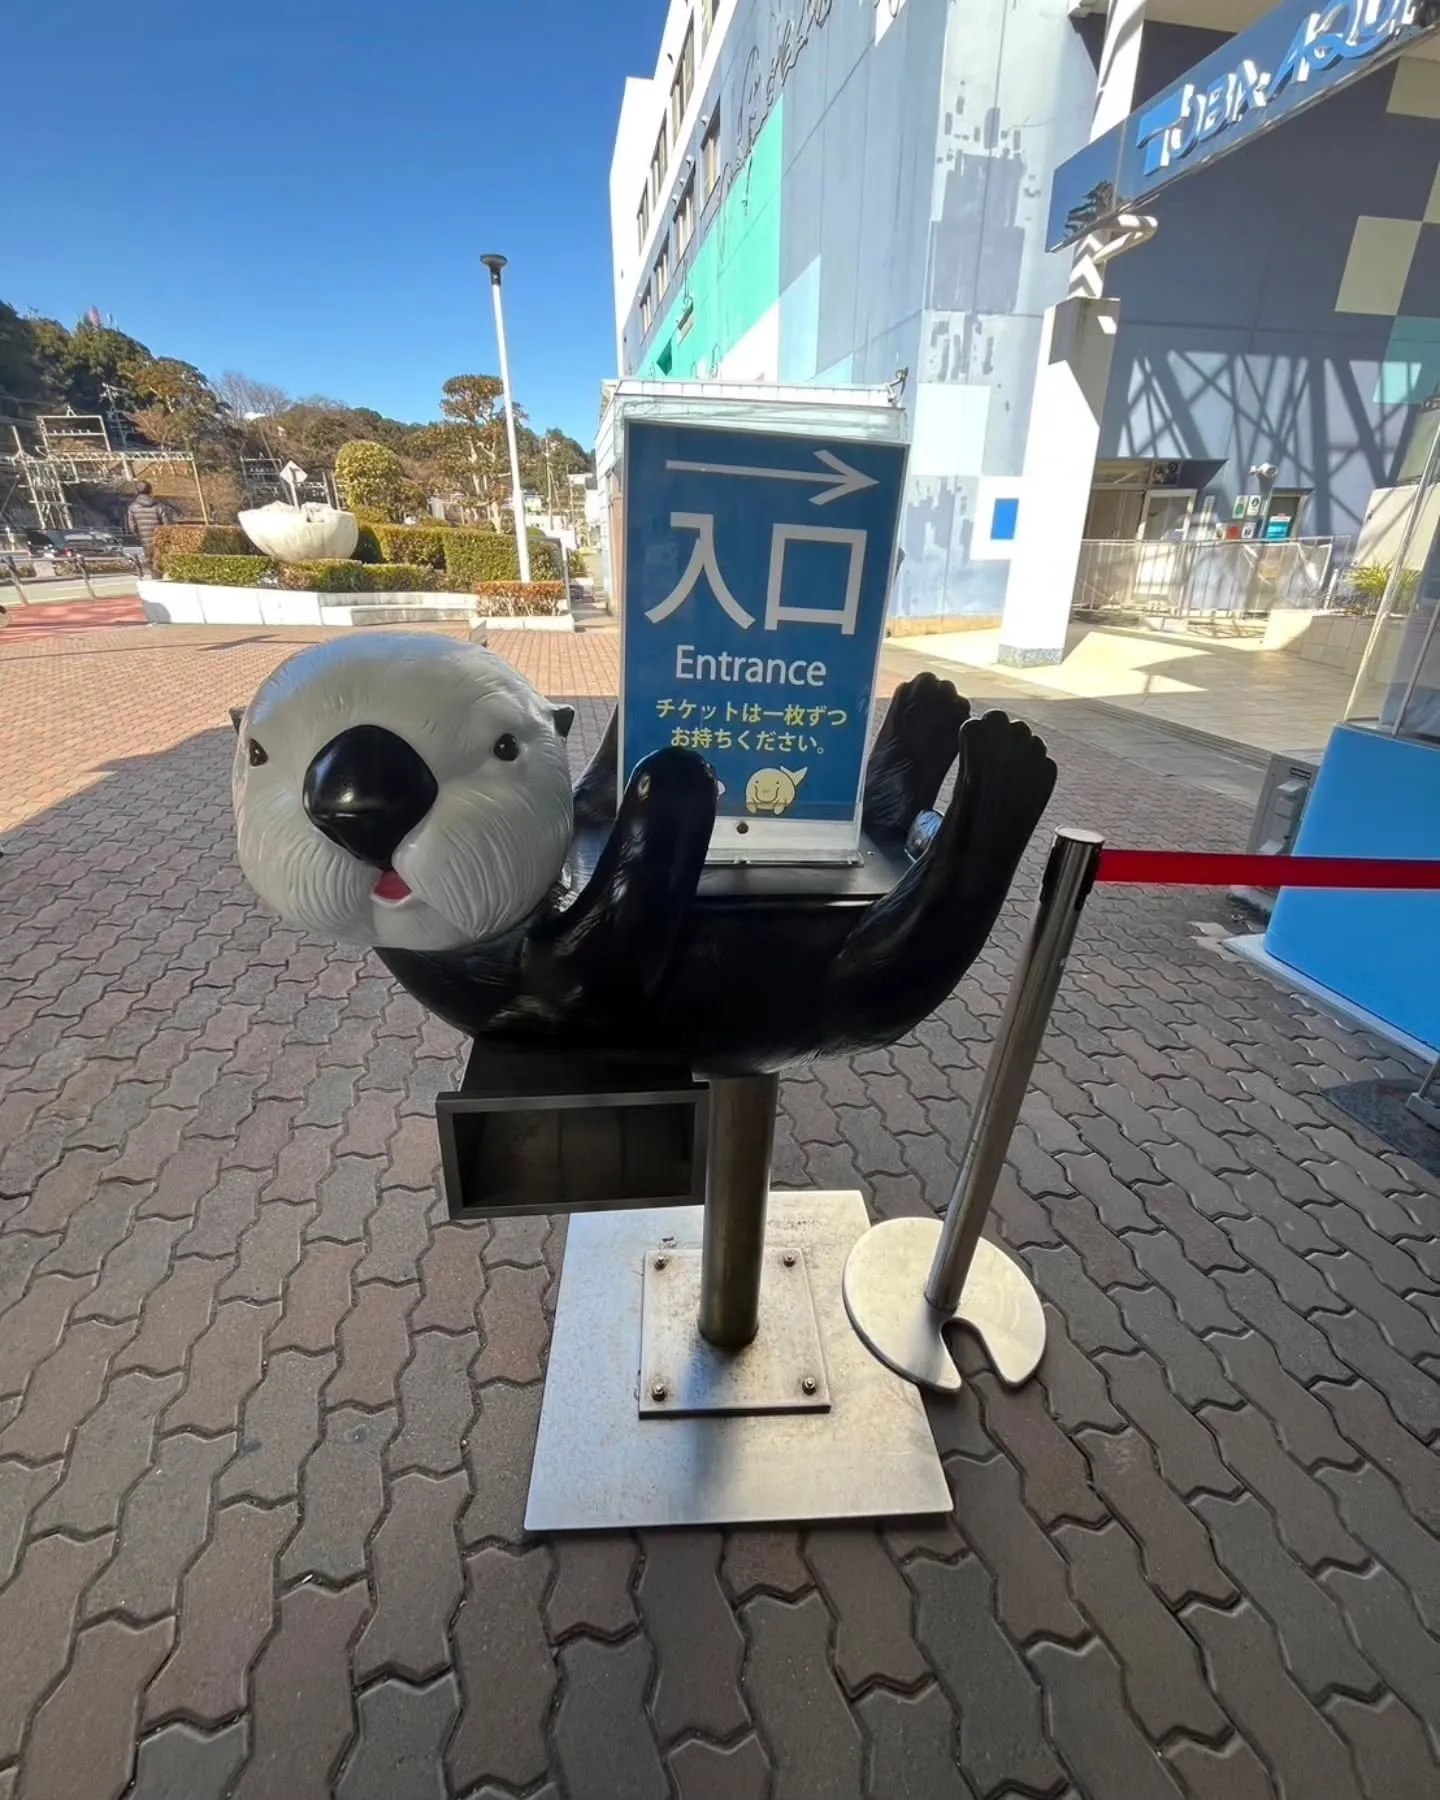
[232,633,575,953]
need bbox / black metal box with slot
[436,1044,708,1220]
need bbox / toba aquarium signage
[1048,0,1440,249]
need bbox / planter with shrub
[276,560,439,593]
[473,579,573,631]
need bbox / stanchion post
[697,1073,779,1349]
[843,828,1104,1393]
[927,829,1104,1310]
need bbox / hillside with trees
[0,301,592,526]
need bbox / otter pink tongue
[374,870,412,903]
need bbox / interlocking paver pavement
[1,618,1438,1796]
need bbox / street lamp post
[480,253,532,585]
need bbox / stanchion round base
[842,1217,1046,1394]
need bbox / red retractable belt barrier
[1095,851,1440,890]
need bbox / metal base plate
[640,1249,830,1416]
[525,1193,950,1531]
[843,1216,1047,1394]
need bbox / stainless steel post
[926,829,1104,1310]
[698,1073,779,1349]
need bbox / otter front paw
[863,671,972,838]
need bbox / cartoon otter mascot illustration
[233,634,1056,1075]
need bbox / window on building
[641,285,654,332]
[702,109,720,198]
[676,179,695,254]
[656,237,670,298]
[650,121,668,207]
[671,22,695,138]
[700,0,717,48]
[636,191,650,252]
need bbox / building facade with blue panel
[609,1,1440,628]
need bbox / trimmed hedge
[163,553,276,587]
[276,560,439,594]
[442,531,560,587]
[152,524,250,575]
[474,580,566,617]
[375,523,448,568]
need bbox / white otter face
[233,634,575,952]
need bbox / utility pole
[480,254,532,584]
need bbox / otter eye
[247,741,269,767]
[493,733,520,763]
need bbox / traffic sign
[279,460,308,506]
[621,418,907,861]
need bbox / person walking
[125,482,175,575]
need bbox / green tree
[437,374,522,528]
[123,357,223,452]
[335,438,412,521]
[0,303,47,418]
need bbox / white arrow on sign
[665,447,877,508]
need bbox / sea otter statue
[232,633,1055,1075]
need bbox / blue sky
[5,0,668,443]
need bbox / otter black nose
[303,725,438,868]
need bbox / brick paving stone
[485,1215,550,1267]
[1055,1520,1228,1739]
[1125,1229,1244,1332]
[0,1272,90,1396]
[307,1157,383,1244]
[219,1349,333,1503]
[804,1527,933,1692]
[448,1546,555,1792]
[721,1529,814,1601]
[411,1226,487,1330]
[1081,1428,1236,1607]
[334,1087,401,1161]
[260,1125,334,1203]
[388,1330,477,1475]
[1202,1403,1366,1570]
[1026,1246,1133,1355]
[75,1219,186,1324]
[1313,1378,1440,1530]
[1212,1332,1361,1471]
[33,1368,181,1535]
[17,1147,118,1234]
[461,1378,542,1544]
[0,1232,57,1322]
[335,1675,458,1800]
[384,1114,441,1189]
[1214,1268,1351,1385]
[86,1431,233,1622]
[328,1281,417,1408]
[0,1458,61,1585]
[744,1590,866,1800]
[109,1107,188,1184]
[1319,1464,1440,1634]
[39,1181,142,1278]
[164,1299,278,1435]
[1187,1600,1364,1800]
[943,1454,1085,1645]
[856,1683,971,1800]
[0,1531,112,1760]
[269,1238,365,1353]
[1032,1321,1125,1434]
[1098,1352,1239,1498]
[175,1166,266,1261]
[670,1733,772,1800]
[0,1316,131,1461]
[969,1372,1107,1524]
[1194,1490,1380,1703]
[1306,1204,1439,1300]
[358,1188,434,1284]
[220,1199,314,1303]
[129,1720,248,1800]
[473,1262,550,1385]
[546,1635,665,1800]
[1316,1309,1440,1439]
[909,1554,1063,1797]
[1029,1638,1186,1800]
[546,1533,640,1639]
[137,1142,224,1221]
[1314,1249,1440,1358]
[115,1257,225,1375]
[232,1581,369,1800]
[19,1614,172,1800]
[354,1470,467,1681]
[1218,1220,1343,1319]
[1326,1562,1440,1739]
[1327,1693,1440,1800]
[1114,1286,1241,1410]
[639,1529,749,1739]
[1163,1738,1277,1800]
[283,1405,397,1582]
[145,1501,296,1726]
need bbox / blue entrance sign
[621,418,907,856]
[1047,0,1438,252]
